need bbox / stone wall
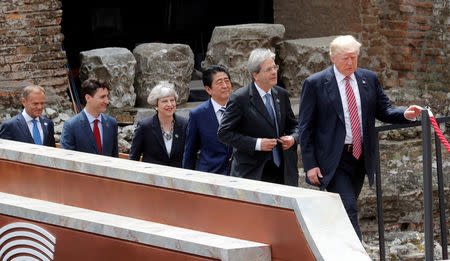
[0,0,69,110]
[274,0,449,95]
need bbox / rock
[277,36,336,97]
[119,125,136,142]
[202,23,285,90]
[44,108,57,118]
[133,43,194,107]
[118,138,131,154]
[79,47,137,108]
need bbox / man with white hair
[218,48,299,186]
[298,35,422,240]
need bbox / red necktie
[344,76,362,159]
[93,119,102,155]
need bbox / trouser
[327,145,365,240]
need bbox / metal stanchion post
[421,109,433,261]
[375,135,385,261]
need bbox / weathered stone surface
[277,36,335,97]
[79,47,136,108]
[364,231,443,260]
[133,43,194,107]
[202,23,285,89]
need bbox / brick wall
[0,0,69,110]
[359,0,448,91]
[275,0,448,93]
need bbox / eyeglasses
[262,64,279,73]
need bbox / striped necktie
[344,76,362,159]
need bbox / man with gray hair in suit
[218,48,299,186]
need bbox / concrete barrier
[0,139,370,260]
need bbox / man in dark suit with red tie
[218,48,299,186]
[0,85,55,147]
[60,78,118,157]
[298,35,422,240]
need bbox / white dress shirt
[333,65,364,144]
[84,109,103,145]
[22,110,43,141]
[254,83,277,151]
[210,98,226,123]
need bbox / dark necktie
[344,76,362,159]
[31,119,42,145]
[218,106,226,117]
[264,93,281,167]
[93,119,102,155]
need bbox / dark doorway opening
[61,0,274,83]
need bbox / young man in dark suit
[60,78,118,157]
[0,85,55,147]
[218,48,299,186]
[183,65,233,175]
[298,35,422,240]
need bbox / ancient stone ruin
[202,23,285,90]
[133,43,194,107]
[80,47,136,108]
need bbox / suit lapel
[38,116,49,145]
[323,67,344,124]
[271,87,282,134]
[354,69,368,128]
[101,114,110,155]
[17,113,34,142]
[170,114,183,158]
[206,99,219,129]
[249,83,275,128]
[81,111,100,154]
[151,115,169,157]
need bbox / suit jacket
[0,112,55,147]
[217,82,299,186]
[60,111,118,157]
[183,99,232,175]
[129,114,188,167]
[298,66,409,188]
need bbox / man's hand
[278,136,295,150]
[306,167,323,185]
[404,105,423,120]
[260,138,277,151]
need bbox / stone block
[277,36,335,97]
[80,47,137,108]
[202,23,285,90]
[133,43,193,106]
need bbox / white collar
[333,65,356,83]
[83,109,102,123]
[254,82,272,98]
[22,110,38,122]
[210,98,225,113]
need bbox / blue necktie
[219,106,226,116]
[264,93,280,167]
[31,119,42,145]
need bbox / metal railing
[374,113,450,261]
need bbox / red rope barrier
[427,109,450,153]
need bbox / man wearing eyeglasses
[218,48,299,186]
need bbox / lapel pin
[44,122,48,126]
[276,99,280,103]
[175,134,179,138]
[362,80,366,84]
